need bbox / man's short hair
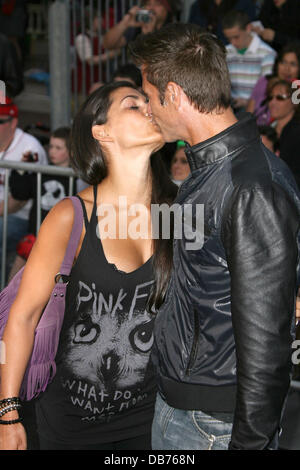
[129,23,231,114]
[222,10,250,31]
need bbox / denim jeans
[152,392,233,450]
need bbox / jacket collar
[184,113,259,172]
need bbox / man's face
[141,67,178,142]
[223,26,251,51]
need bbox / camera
[135,9,152,23]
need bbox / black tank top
[36,186,156,446]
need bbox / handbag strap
[59,196,83,276]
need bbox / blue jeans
[152,392,233,450]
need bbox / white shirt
[0,128,48,220]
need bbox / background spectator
[0,0,27,64]
[254,0,300,52]
[223,10,276,110]
[74,8,121,95]
[247,41,300,124]
[0,98,48,263]
[188,0,256,44]
[267,78,300,187]
[7,127,77,280]
[103,0,176,52]
[170,141,190,185]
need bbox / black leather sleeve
[222,183,299,449]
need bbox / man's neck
[185,108,238,147]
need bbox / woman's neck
[276,111,295,137]
[100,154,153,206]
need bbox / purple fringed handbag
[0,196,83,401]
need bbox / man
[129,24,300,450]
[222,10,276,110]
[0,98,48,262]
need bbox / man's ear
[166,82,182,109]
[91,124,113,143]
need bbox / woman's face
[143,0,168,24]
[277,52,299,81]
[267,84,295,121]
[103,86,164,152]
[48,137,70,167]
[171,148,190,182]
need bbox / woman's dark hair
[71,80,178,311]
[272,42,300,78]
[51,127,71,155]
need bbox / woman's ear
[92,124,113,143]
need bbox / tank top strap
[90,184,98,223]
[75,195,89,230]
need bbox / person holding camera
[102,0,176,52]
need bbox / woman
[247,42,300,125]
[188,0,256,44]
[102,0,175,52]
[0,81,177,450]
[267,78,300,187]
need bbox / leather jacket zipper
[186,310,200,376]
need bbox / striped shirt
[226,33,277,100]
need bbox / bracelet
[0,404,21,417]
[0,397,21,406]
[0,417,23,425]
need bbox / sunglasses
[266,94,291,102]
[0,116,13,125]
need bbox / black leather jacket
[151,114,300,450]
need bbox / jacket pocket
[185,309,200,376]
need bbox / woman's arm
[0,198,78,449]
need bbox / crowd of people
[0,0,300,452]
